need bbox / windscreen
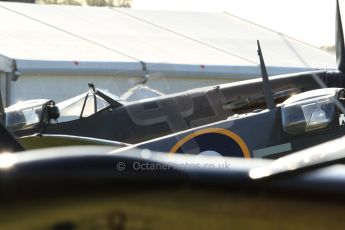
[57,92,110,122]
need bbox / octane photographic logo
[115,149,231,172]
[115,161,231,172]
[125,79,233,134]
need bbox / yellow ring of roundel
[169,128,250,159]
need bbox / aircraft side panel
[137,109,282,158]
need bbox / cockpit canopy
[57,89,124,123]
[281,88,339,135]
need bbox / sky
[132,0,341,47]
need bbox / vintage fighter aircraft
[134,40,345,158]
[3,0,345,153]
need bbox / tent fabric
[0,2,336,78]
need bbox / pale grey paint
[253,143,292,158]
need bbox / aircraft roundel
[169,128,250,158]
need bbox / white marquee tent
[0,2,336,105]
